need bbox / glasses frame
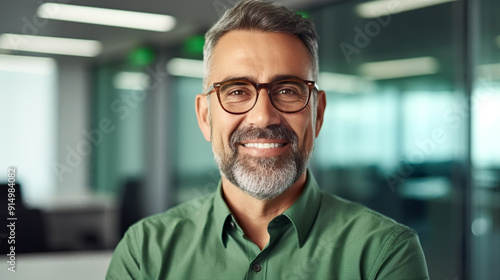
[205,77,319,115]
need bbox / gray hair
[203,0,319,91]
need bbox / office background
[0,0,499,279]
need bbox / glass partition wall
[471,0,500,279]
[311,1,464,278]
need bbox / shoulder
[315,192,428,279]
[316,191,419,256]
[106,194,217,279]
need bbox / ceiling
[0,0,335,59]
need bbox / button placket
[251,263,262,272]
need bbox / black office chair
[119,178,144,236]
[0,182,48,254]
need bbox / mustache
[229,124,298,149]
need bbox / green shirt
[107,172,429,280]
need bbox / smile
[241,143,286,148]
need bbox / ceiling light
[0,34,102,57]
[359,57,439,80]
[38,3,176,32]
[166,58,203,78]
[0,54,56,74]
[471,217,490,236]
[318,72,375,94]
[399,177,451,200]
[113,72,150,90]
[476,63,500,79]
[356,0,456,18]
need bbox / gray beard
[213,124,311,201]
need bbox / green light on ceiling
[296,11,310,19]
[183,35,205,55]
[128,47,155,66]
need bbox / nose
[245,88,281,128]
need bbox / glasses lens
[219,81,256,113]
[270,80,310,112]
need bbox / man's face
[196,30,325,200]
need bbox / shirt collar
[213,180,233,248]
[282,170,322,248]
[213,170,322,248]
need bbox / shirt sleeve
[106,226,141,280]
[370,228,430,280]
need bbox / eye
[276,88,299,95]
[272,80,307,97]
[226,89,247,96]
[220,82,254,98]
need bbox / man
[107,0,429,279]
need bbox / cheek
[301,126,315,150]
[211,124,228,152]
[289,112,315,148]
[211,112,243,150]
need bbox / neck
[221,171,307,250]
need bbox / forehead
[209,30,313,83]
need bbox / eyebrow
[217,74,309,84]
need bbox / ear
[314,90,327,138]
[195,94,212,142]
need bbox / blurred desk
[0,250,113,279]
[40,193,119,251]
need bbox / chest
[141,226,365,280]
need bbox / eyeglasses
[205,77,319,114]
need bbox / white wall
[54,57,91,197]
[0,54,58,206]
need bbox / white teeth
[243,143,284,148]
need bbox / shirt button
[252,263,261,272]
